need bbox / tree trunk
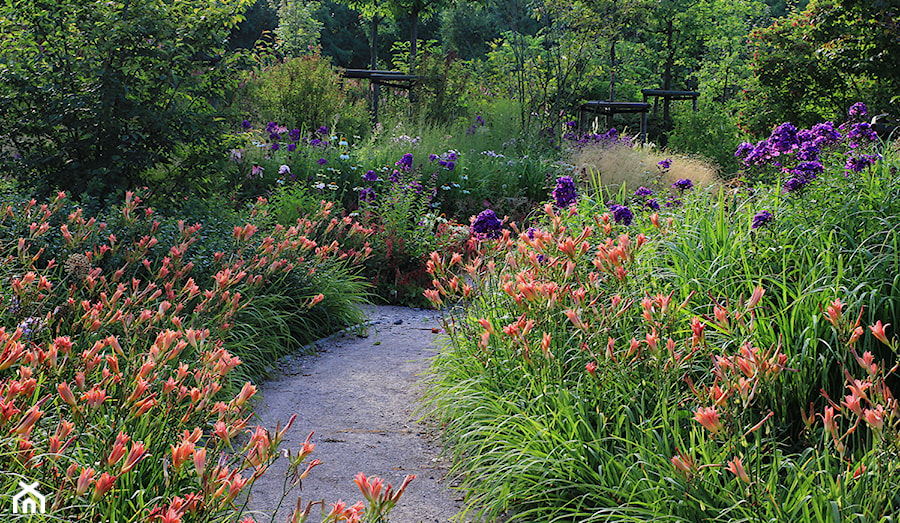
[371,13,380,124]
[409,10,419,75]
[662,18,675,146]
[409,9,419,106]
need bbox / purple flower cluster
[769,122,799,153]
[672,178,694,193]
[552,176,578,207]
[846,122,878,148]
[608,204,634,226]
[751,211,774,229]
[363,170,378,182]
[845,154,879,173]
[471,209,503,239]
[848,102,868,120]
[359,187,376,202]
[657,159,672,171]
[634,186,654,197]
[562,128,632,148]
[395,153,414,171]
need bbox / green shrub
[667,104,744,176]
[239,54,370,139]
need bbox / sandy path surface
[243,305,464,523]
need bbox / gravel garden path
[244,305,465,523]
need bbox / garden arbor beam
[578,101,651,144]
[342,69,420,124]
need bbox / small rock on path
[244,305,463,523]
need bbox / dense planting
[0,190,418,522]
[425,107,900,520]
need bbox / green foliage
[667,104,743,175]
[272,0,324,58]
[740,0,896,136]
[0,0,253,202]
[239,54,370,138]
[314,0,372,68]
[424,117,900,519]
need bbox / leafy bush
[0,0,250,201]
[238,55,370,140]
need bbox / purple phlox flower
[608,204,634,226]
[445,161,455,171]
[289,128,302,141]
[606,128,618,139]
[476,115,486,126]
[429,154,438,162]
[270,142,280,151]
[552,176,578,207]
[363,170,378,182]
[241,119,252,129]
[743,140,772,166]
[467,124,477,135]
[634,186,654,197]
[845,154,880,173]
[447,150,458,162]
[735,142,755,161]
[847,122,878,148]
[317,158,327,165]
[797,129,814,143]
[408,181,424,194]
[645,199,660,210]
[565,120,577,128]
[286,143,297,152]
[359,187,376,202]
[657,158,672,170]
[395,153,414,171]
[317,126,329,135]
[782,176,811,193]
[811,122,842,146]
[751,210,774,229]
[526,227,539,240]
[389,170,400,183]
[251,164,264,178]
[797,141,820,161]
[848,102,868,120]
[672,178,694,192]
[769,122,799,153]
[279,165,290,175]
[471,209,503,239]
[792,161,824,179]
[266,121,278,134]
[666,199,683,208]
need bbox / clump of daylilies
[0,191,412,522]
[425,187,900,519]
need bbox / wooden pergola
[578,101,652,144]
[342,69,420,124]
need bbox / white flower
[339,153,350,160]
[314,183,326,189]
[339,140,349,146]
[279,165,290,175]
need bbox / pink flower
[870,321,891,345]
[726,457,751,483]
[693,406,723,435]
